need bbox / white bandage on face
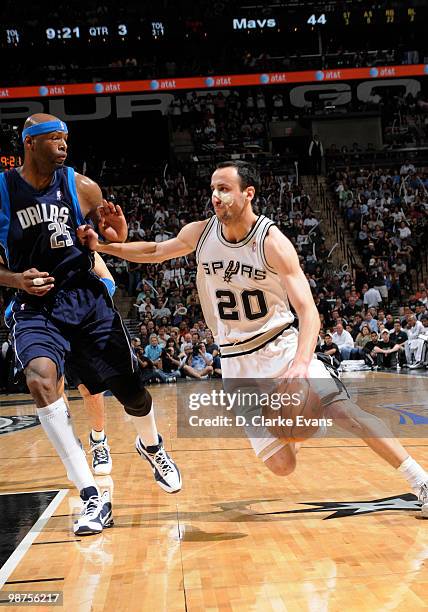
[213,189,234,207]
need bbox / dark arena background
[1,1,428,610]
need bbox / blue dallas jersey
[0,166,94,292]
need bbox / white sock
[132,405,159,447]
[91,429,105,442]
[398,456,428,490]
[37,398,97,493]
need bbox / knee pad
[107,371,153,417]
[123,387,152,417]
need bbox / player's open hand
[18,268,55,296]
[282,360,310,380]
[77,225,100,251]
[97,200,127,243]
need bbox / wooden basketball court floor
[1,371,428,611]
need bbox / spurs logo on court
[0,415,40,435]
[258,493,421,520]
[223,260,240,283]
[380,404,428,425]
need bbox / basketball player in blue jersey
[3,250,114,476]
[79,160,428,516]
[0,114,181,536]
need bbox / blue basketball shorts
[7,276,138,394]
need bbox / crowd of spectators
[330,163,428,296]
[170,90,270,152]
[169,86,428,160]
[317,291,428,370]
[317,161,428,369]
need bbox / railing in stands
[318,182,357,273]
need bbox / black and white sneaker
[73,487,114,536]
[89,434,113,475]
[135,435,182,494]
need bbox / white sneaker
[73,488,114,536]
[417,482,428,518]
[89,434,113,475]
[136,435,182,493]
[409,362,424,370]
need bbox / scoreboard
[1,4,425,47]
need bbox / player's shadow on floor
[177,526,246,542]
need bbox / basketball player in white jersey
[78,161,428,515]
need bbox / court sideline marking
[0,489,69,589]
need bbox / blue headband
[22,120,68,142]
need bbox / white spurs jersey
[196,215,294,357]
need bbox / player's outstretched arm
[264,226,320,376]
[77,220,208,264]
[75,174,128,242]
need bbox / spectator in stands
[363,331,381,368]
[136,354,162,385]
[131,337,142,351]
[388,319,408,366]
[160,346,182,380]
[384,313,395,330]
[419,316,428,364]
[137,352,176,384]
[179,332,193,353]
[138,324,149,347]
[179,343,213,379]
[157,327,170,348]
[308,135,324,175]
[343,296,359,319]
[404,314,426,368]
[350,314,364,339]
[415,302,427,321]
[204,330,218,354]
[374,330,400,369]
[153,298,172,321]
[332,322,355,360]
[362,311,379,333]
[144,335,163,367]
[355,325,372,351]
[364,283,383,309]
[189,342,213,376]
[389,318,407,344]
[191,331,201,346]
[400,160,416,176]
[319,333,341,366]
